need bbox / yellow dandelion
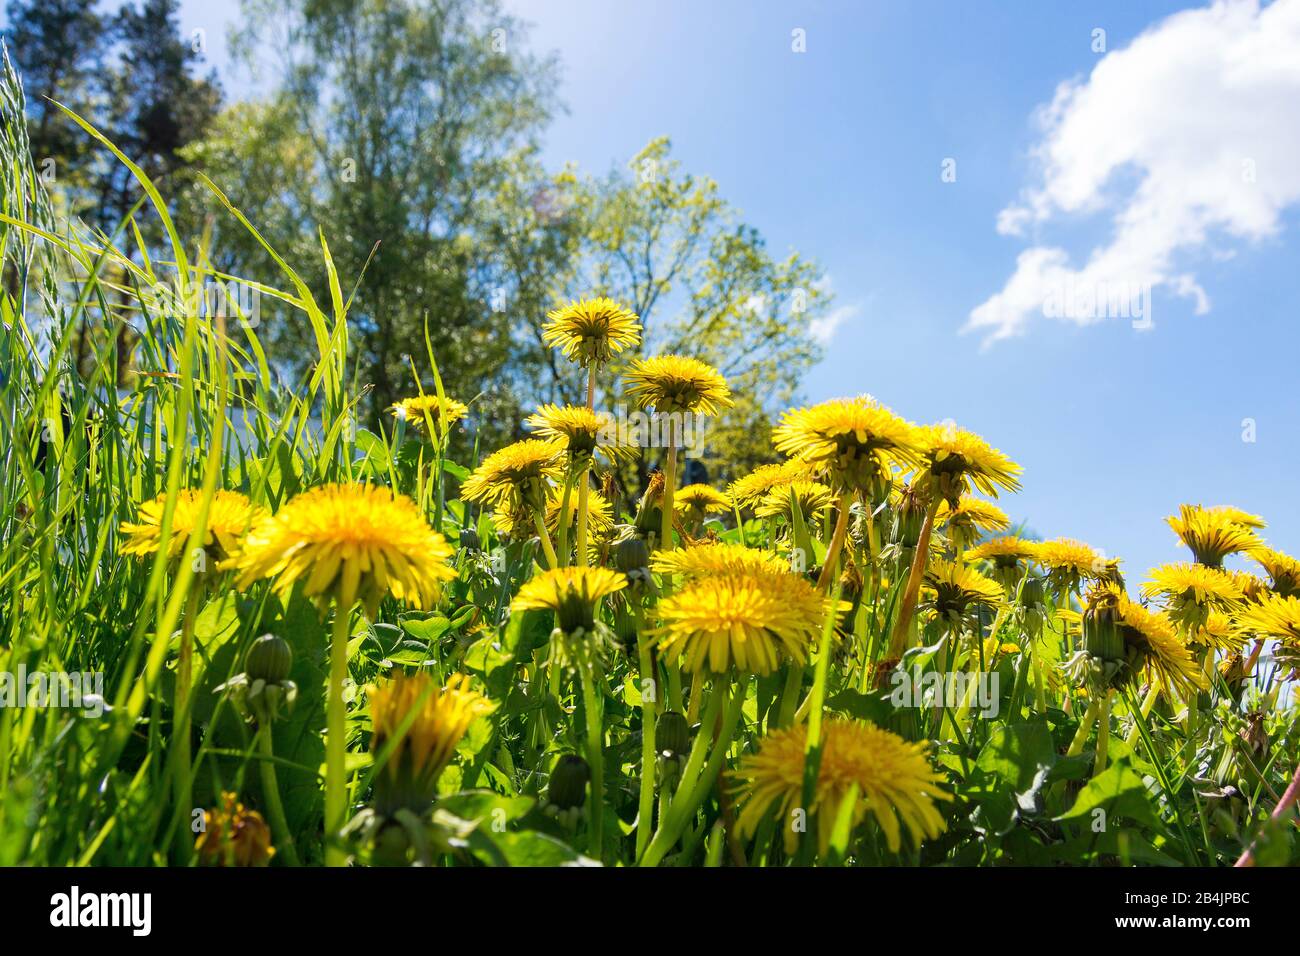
[1191,611,1248,653]
[650,541,787,580]
[936,496,1011,536]
[772,396,920,495]
[732,718,950,856]
[542,297,642,367]
[1035,538,1123,590]
[1166,504,1263,568]
[493,487,615,541]
[921,558,1005,625]
[914,422,1022,503]
[388,394,468,431]
[524,403,637,463]
[120,489,265,563]
[965,535,1038,569]
[1235,593,1300,645]
[728,460,809,511]
[624,354,733,416]
[1250,547,1300,598]
[654,570,842,675]
[194,792,275,867]
[1112,592,1207,698]
[513,565,628,633]
[754,479,835,521]
[225,484,457,617]
[674,483,731,523]
[369,672,492,815]
[459,438,565,510]
[1228,569,1271,604]
[1143,562,1244,603]
[1207,505,1266,529]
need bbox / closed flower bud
[459,527,481,551]
[245,634,293,684]
[657,710,691,760]
[613,535,651,573]
[1082,591,1124,664]
[547,754,591,811]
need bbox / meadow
[2,57,1298,869]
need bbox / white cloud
[968,0,1300,342]
[810,303,861,345]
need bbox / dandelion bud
[1082,589,1124,664]
[547,754,591,811]
[613,535,651,574]
[459,527,481,551]
[657,710,691,760]
[245,634,293,684]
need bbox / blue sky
[28,0,1300,579]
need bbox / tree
[95,0,222,230]
[2,0,105,192]
[186,0,561,441]
[558,138,831,483]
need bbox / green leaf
[1055,758,1164,831]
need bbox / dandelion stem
[172,583,201,862]
[555,469,576,567]
[816,491,853,589]
[576,365,596,567]
[1124,683,1160,747]
[1092,690,1113,777]
[532,510,559,569]
[888,498,940,658]
[640,678,745,867]
[578,647,605,861]
[635,625,657,860]
[324,591,356,867]
[659,420,678,555]
[258,723,301,866]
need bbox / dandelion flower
[1166,504,1263,568]
[625,355,734,416]
[1142,562,1243,631]
[1035,538,1123,592]
[914,422,1022,503]
[920,558,1005,626]
[513,565,627,633]
[651,541,787,580]
[732,718,950,855]
[965,535,1038,570]
[524,403,636,463]
[492,487,616,542]
[754,479,835,521]
[654,569,841,675]
[728,460,809,511]
[369,672,492,815]
[674,483,731,525]
[772,396,919,495]
[936,497,1010,536]
[459,439,565,510]
[1235,593,1300,645]
[388,394,468,431]
[120,489,264,563]
[1191,611,1248,653]
[226,484,457,617]
[195,792,275,867]
[542,297,642,367]
[1105,588,1206,698]
[1250,547,1300,598]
